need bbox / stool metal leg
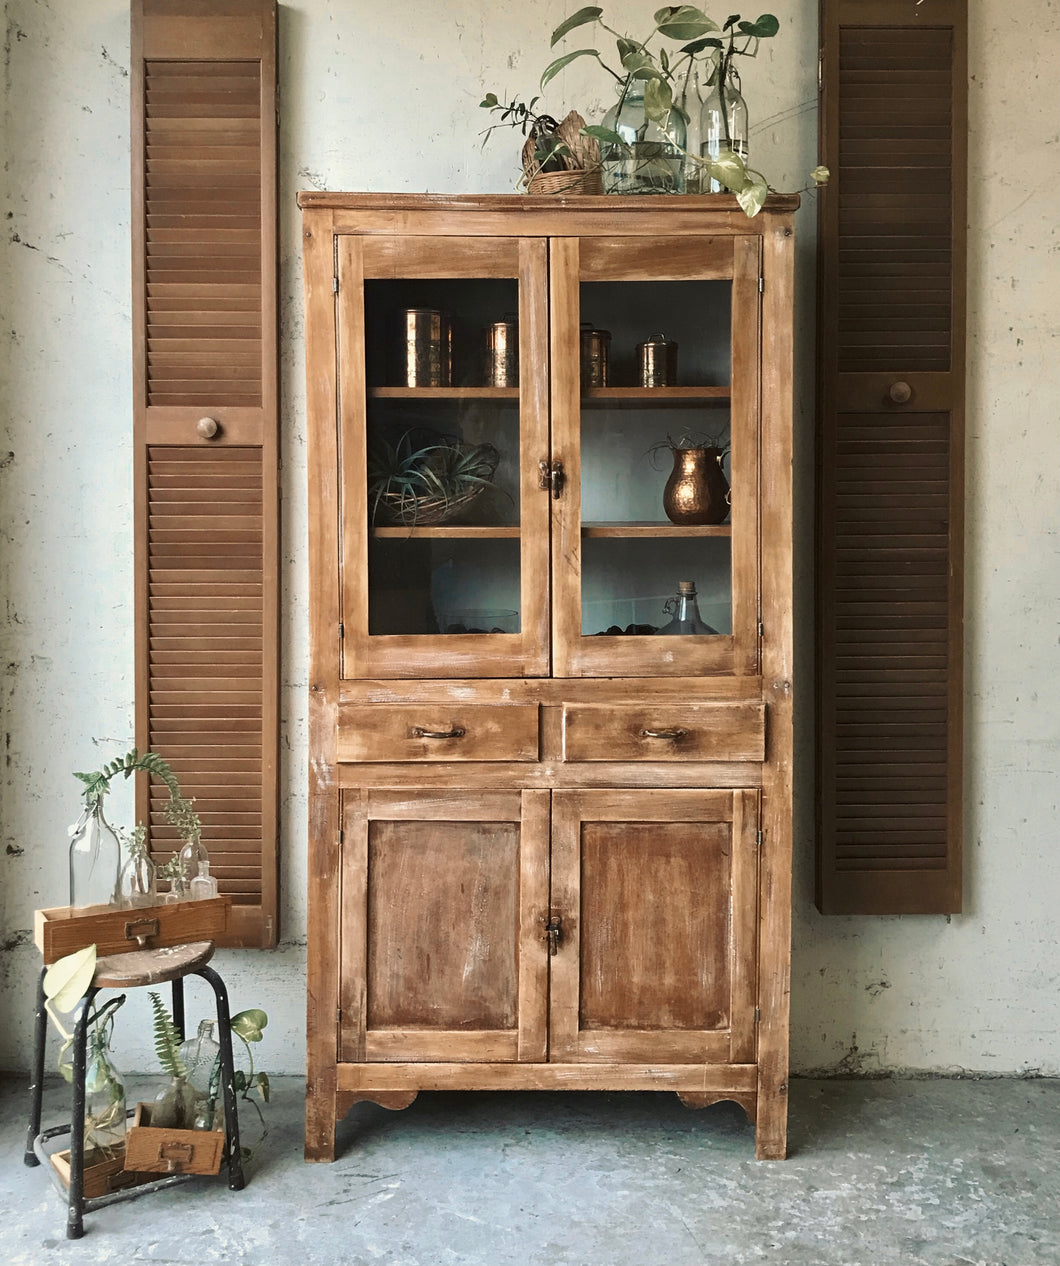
[66,986,98,1240]
[195,965,245,1191]
[24,967,48,1167]
[171,976,186,1042]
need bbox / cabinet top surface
[296,190,801,216]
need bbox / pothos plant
[483,5,827,215]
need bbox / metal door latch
[545,913,563,956]
[538,458,565,499]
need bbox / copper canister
[636,332,678,387]
[485,319,519,388]
[580,324,611,388]
[402,308,451,387]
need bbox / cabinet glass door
[337,235,549,679]
[551,236,761,677]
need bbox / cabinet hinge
[754,1007,762,1023]
[757,618,764,637]
[336,1007,342,1027]
[758,276,764,294]
[757,829,764,849]
[338,828,344,845]
[332,276,339,294]
[339,622,345,639]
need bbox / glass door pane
[551,236,761,678]
[338,236,549,679]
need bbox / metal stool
[24,940,245,1238]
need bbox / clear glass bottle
[678,68,705,194]
[68,799,121,909]
[659,580,718,635]
[179,1019,221,1095]
[189,857,219,901]
[152,1074,199,1130]
[118,829,157,908]
[600,79,686,195]
[699,69,749,192]
[84,999,127,1158]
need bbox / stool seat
[92,941,215,989]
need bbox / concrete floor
[1,1075,1057,1265]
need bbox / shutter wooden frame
[816,0,966,915]
[132,0,279,947]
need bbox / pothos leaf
[541,48,599,89]
[736,177,769,216]
[43,944,97,1012]
[550,5,603,47]
[231,1008,268,1042]
[643,75,674,124]
[654,5,718,40]
[680,36,722,54]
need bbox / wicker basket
[526,167,605,196]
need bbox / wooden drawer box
[337,704,539,762]
[34,896,230,965]
[561,702,766,762]
[123,1102,224,1176]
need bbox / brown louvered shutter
[815,0,966,914]
[132,0,279,946]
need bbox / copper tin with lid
[485,319,519,388]
[636,332,678,387]
[580,324,611,388]
[402,308,451,387]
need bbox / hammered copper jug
[662,446,730,525]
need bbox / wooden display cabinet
[298,193,795,1160]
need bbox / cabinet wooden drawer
[561,702,765,762]
[338,704,539,762]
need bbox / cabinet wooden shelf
[582,521,732,538]
[300,192,795,1163]
[581,386,731,407]
[370,525,521,539]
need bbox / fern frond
[148,991,187,1079]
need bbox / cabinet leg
[754,1088,789,1160]
[305,1081,338,1163]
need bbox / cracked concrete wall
[0,0,1057,1079]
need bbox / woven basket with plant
[368,429,501,526]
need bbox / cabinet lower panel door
[340,789,549,1063]
[549,788,759,1064]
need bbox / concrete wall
[1,0,1057,1077]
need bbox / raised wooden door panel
[132,0,278,947]
[549,789,759,1064]
[339,790,550,1064]
[550,234,762,679]
[816,0,966,913]
[335,234,550,681]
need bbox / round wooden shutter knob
[888,381,912,404]
[197,416,221,439]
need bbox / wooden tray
[34,896,230,964]
[123,1102,224,1176]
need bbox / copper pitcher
[662,446,730,525]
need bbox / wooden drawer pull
[409,725,466,740]
[640,727,689,741]
[124,917,160,948]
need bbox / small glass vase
[699,71,749,192]
[118,835,158,908]
[68,799,121,909]
[600,80,686,195]
[84,1007,127,1158]
[659,580,718,635]
[179,1020,221,1096]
